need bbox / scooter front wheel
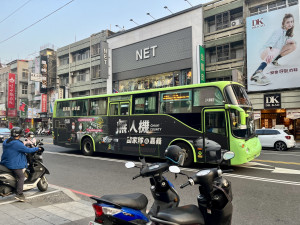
[37,176,48,192]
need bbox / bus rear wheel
[176,143,194,167]
[82,138,94,156]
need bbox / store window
[115,69,192,93]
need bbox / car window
[284,130,291,135]
[0,128,10,132]
[264,130,280,135]
[255,130,263,135]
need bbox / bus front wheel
[82,138,94,156]
[177,143,194,167]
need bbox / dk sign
[264,93,281,109]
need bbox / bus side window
[121,103,129,115]
[57,101,70,117]
[133,94,158,114]
[110,104,119,115]
[89,98,107,115]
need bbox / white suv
[255,129,296,151]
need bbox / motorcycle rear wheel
[37,176,48,192]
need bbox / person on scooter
[23,132,37,148]
[0,127,42,202]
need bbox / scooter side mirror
[169,166,180,174]
[223,151,235,161]
[125,161,136,168]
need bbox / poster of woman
[247,5,300,92]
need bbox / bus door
[203,109,229,163]
[108,101,130,153]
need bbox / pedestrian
[0,127,42,202]
[250,13,297,86]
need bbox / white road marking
[45,151,300,186]
[260,152,300,157]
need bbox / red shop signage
[8,73,15,108]
[8,109,17,117]
[41,94,47,112]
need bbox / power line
[0,0,75,45]
[0,0,32,25]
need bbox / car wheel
[176,143,194,167]
[274,141,287,151]
[82,137,94,156]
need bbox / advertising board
[247,5,300,92]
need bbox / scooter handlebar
[180,178,194,189]
[132,174,141,180]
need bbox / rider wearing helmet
[23,131,37,148]
[0,127,42,202]
[164,145,186,166]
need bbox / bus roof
[55,81,243,102]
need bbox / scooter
[89,157,182,225]
[149,151,235,225]
[0,140,50,197]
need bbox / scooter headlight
[102,207,122,216]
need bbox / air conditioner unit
[231,19,241,27]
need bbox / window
[193,87,224,108]
[255,130,263,135]
[22,69,28,79]
[89,98,107,115]
[110,103,119,115]
[225,85,251,106]
[92,87,106,95]
[160,90,192,114]
[56,101,71,117]
[92,65,100,79]
[71,100,88,116]
[59,55,69,66]
[133,94,158,114]
[22,84,28,94]
[120,103,129,115]
[72,49,90,62]
[205,111,226,135]
[91,43,100,56]
[216,12,229,30]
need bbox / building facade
[57,30,113,98]
[107,6,204,94]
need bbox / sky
[0,0,212,64]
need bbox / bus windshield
[225,84,251,106]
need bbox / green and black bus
[53,81,261,166]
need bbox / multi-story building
[57,30,113,98]
[28,48,57,130]
[245,0,300,138]
[0,65,10,127]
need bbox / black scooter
[150,151,235,225]
[0,139,50,197]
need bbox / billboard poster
[247,5,300,92]
[40,55,48,94]
[7,73,15,108]
[41,94,47,113]
[19,99,28,118]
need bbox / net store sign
[136,45,158,61]
[264,93,281,109]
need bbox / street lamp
[164,6,173,14]
[184,0,193,7]
[115,25,124,31]
[146,13,156,20]
[130,19,139,26]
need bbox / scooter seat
[155,204,204,225]
[100,193,148,210]
[0,164,13,174]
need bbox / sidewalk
[0,184,95,225]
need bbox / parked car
[255,128,296,151]
[0,128,11,143]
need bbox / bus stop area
[0,184,94,225]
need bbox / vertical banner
[40,55,48,94]
[100,41,109,79]
[41,94,47,113]
[8,73,15,108]
[199,45,206,83]
[19,99,28,118]
[247,5,300,92]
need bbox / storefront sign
[264,93,281,109]
[40,55,48,93]
[199,45,206,83]
[247,5,300,92]
[286,109,300,119]
[30,72,43,82]
[100,41,109,79]
[41,94,47,112]
[253,111,261,120]
[8,73,15,108]
[136,45,158,61]
[8,109,17,117]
